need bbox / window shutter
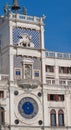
[45,65,47,72]
[67,67,69,74]
[59,67,61,73]
[65,67,67,73]
[48,94,50,101]
[52,66,54,72]
[55,94,58,101]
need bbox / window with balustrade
[46,77,55,85]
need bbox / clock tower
[0,1,46,130]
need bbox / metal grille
[13,27,40,49]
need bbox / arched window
[0,107,5,124]
[58,109,64,126]
[50,109,56,126]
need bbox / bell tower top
[1,0,45,26]
[0,0,45,50]
[0,0,45,81]
[11,0,20,10]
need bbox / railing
[0,122,9,130]
[46,79,71,86]
[9,13,44,24]
[46,51,71,59]
[1,126,9,130]
[0,74,9,81]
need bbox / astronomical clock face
[18,97,38,119]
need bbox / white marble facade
[0,10,71,130]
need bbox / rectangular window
[68,80,71,85]
[0,91,4,98]
[45,65,54,73]
[15,68,21,80]
[46,80,51,85]
[69,67,71,74]
[46,78,55,85]
[50,94,55,101]
[58,95,64,101]
[59,80,66,85]
[48,94,64,101]
[34,71,39,77]
[59,66,69,74]
[16,70,21,75]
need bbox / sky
[0,0,71,53]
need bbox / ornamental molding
[17,79,41,89]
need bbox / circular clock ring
[18,97,38,119]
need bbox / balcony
[46,79,71,87]
[0,125,9,130]
[46,51,71,60]
[0,12,45,27]
[17,79,41,89]
[46,72,55,78]
[0,74,8,81]
[7,13,44,25]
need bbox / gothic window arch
[50,109,56,126]
[0,107,5,124]
[58,109,64,126]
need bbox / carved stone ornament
[17,79,41,89]
[17,33,34,48]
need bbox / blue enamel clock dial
[18,97,38,119]
[22,101,34,115]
